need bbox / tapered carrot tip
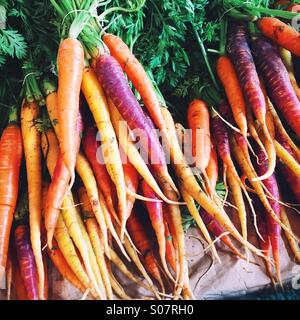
[47,231,55,251]
[0,266,5,289]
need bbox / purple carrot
[199,209,243,258]
[15,225,38,300]
[228,23,266,125]
[228,24,276,181]
[252,37,300,138]
[96,55,176,192]
[211,112,240,179]
[253,144,281,283]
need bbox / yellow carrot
[78,187,113,299]
[274,140,300,176]
[180,186,220,262]
[81,67,127,240]
[61,193,106,300]
[226,168,248,245]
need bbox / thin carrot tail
[252,127,276,182]
[245,135,260,164]
[161,254,176,285]
[212,107,241,133]
[247,110,268,162]
[241,183,264,242]
[222,165,229,208]
[47,229,55,251]
[126,189,163,203]
[274,251,282,288]
[128,188,185,205]
[64,170,74,200]
[221,235,247,260]
[262,251,276,285]
[202,170,214,198]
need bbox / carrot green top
[43,79,57,96]
[8,106,18,124]
[212,0,300,21]
[50,0,145,59]
[22,61,45,106]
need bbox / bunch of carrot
[0,0,300,300]
[189,12,300,285]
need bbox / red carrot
[162,207,177,273]
[126,208,164,288]
[141,180,174,281]
[82,126,117,214]
[12,263,28,300]
[123,160,139,221]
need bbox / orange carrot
[21,100,44,299]
[45,112,83,249]
[41,130,98,297]
[187,99,211,171]
[205,143,218,193]
[257,17,300,57]
[44,81,59,136]
[0,108,22,284]
[216,56,247,136]
[56,38,84,190]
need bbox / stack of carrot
[0,0,299,300]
